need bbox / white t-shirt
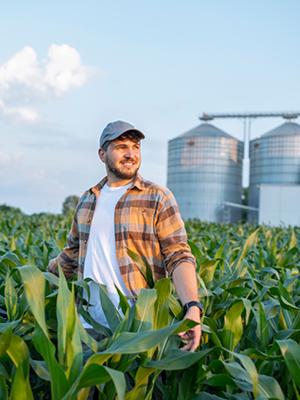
[80,182,132,329]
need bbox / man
[47,120,202,352]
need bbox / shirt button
[84,240,87,244]
[87,219,90,223]
[142,209,146,213]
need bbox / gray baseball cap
[100,120,145,148]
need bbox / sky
[0,0,300,214]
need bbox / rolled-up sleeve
[155,191,196,276]
[47,212,79,279]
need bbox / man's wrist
[183,301,203,316]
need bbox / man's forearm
[172,261,199,306]
[172,261,202,352]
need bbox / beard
[106,156,140,180]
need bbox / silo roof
[178,123,237,140]
[261,121,300,137]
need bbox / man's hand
[178,306,202,352]
[172,261,202,352]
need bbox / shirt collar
[90,172,145,195]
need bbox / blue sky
[1,0,299,214]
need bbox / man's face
[99,138,141,182]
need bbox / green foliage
[1,210,300,399]
[62,195,80,214]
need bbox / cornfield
[1,207,300,399]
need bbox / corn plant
[1,209,300,399]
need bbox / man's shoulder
[136,174,173,199]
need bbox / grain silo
[248,121,300,221]
[167,123,243,222]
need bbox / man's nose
[124,148,135,158]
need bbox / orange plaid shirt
[47,173,196,295]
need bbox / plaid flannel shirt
[47,173,196,295]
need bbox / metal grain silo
[167,123,243,222]
[248,121,300,220]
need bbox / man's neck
[106,176,135,187]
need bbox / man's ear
[98,148,106,163]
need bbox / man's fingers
[180,341,193,351]
[178,326,202,352]
[178,332,191,340]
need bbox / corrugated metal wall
[167,123,243,222]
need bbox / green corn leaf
[221,300,244,352]
[155,379,172,400]
[226,350,259,397]
[126,248,155,288]
[277,247,298,267]
[199,374,237,387]
[9,365,33,400]
[256,296,269,351]
[72,278,91,302]
[57,268,82,384]
[242,348,283,362]
[62,365,124,400]
[190,394,231,400]
[76,311,106,353]
[257,375,285,400]
[33,322,70,400]
[0,375,8,400]
[178,365,199,400]
[268,286,298,312]
[0,322,13,358]
[241,298,252,326]
[147,347,214,370]
[115,284,130,315]
[225,286,251,297]
[99,284,122,332]
[169,294,184,319]
[30,358,51,381]
[202,320,222,347]
[106,318,196,355]
[198,259,218,280]
[0,251,21,270]
[274,329,300,341]
[277,339,300,389]
[231,228,260,271]
[18,264,48,337]
[222,355,284,400]
[75,365,125,400]
[132,288,157,333]
[125,366,155,400]
[77,301,112,338]
[153,278,171,330]
[290,230,297,249]
[115,301,136,334]
[43,271,60,287]
[5,334,33,400]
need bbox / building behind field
[167,123,243,223]
[168,117,300,226]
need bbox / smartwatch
[183,301,203,316]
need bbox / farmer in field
[47,120,202,352]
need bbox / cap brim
[100,128,145,148]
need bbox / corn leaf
[99,284,122,332]
[18,264,48,337]
[127,248,155,288]
[132,288,156,333]
[221,300,244,352]
[277,339,300,388]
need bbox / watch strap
[183,301,203,315]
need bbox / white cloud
[0,44,101,124]
[0,150,23,166]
